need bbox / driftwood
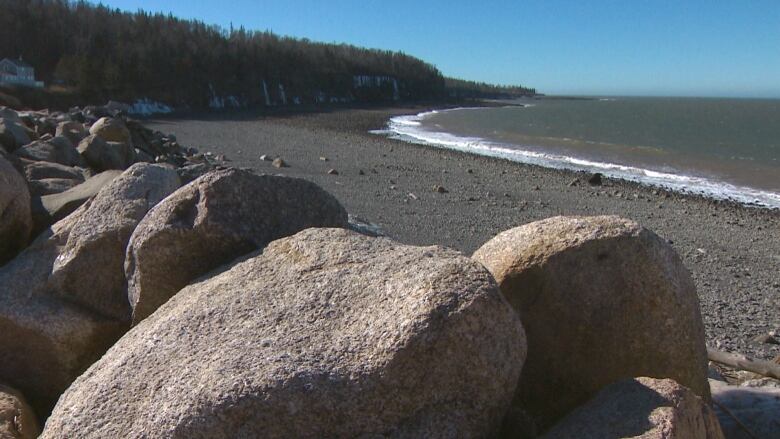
[707,348,780,380]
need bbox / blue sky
[99,0,780,97]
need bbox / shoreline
[382,105,780,211]
[145,104,780,361]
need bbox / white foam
[376,109,780,210]
[127,98,173,116]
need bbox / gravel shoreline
[146,105,780,360]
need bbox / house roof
[1,58,32,68]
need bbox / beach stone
[271,157,287,168]
[0,118,31,153]
[35,170,122,228]
[77,134,136,171]
[48,163,180,321]
[42,228,526,439]
[473,215,710,428]
[710,378,780,439]
[0,155,31,265]
[433,185,448,193]
[55,121,87,146]
[27,178,83,197]
[126,168,348,324]
[22,160,85,181]
[88,117,130,144]
[0,383,40,439]
[542,377,724,439]
[587,172,603,185]
[13,138,85,167]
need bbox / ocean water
[375,97,780,209]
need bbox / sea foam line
[371,108,780,210]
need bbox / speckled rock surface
[48,163,180,321]
[0,155,31,265]
[42,228,526,438]
[126,168,348,323]
[0,383,40,439]
[542,377,724,439]
[473,215,709,428]
[0,226,124,416]
[0,164,178,415]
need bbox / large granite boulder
[0,383,40,439]
[42,228,526,438]
[473,216,710,428]
[0,226,125,416]
[48,163,180,321]
[88,117,130,144]
[0,164,179,414]
[710,378,780,439]
[0,118,31,153]
[13,137,85,167]
[0,155,31,265]
[542,377,724,439]
[77,134,136,171]
[126,168,348,323]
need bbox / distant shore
[145,105,780,361]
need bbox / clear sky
[98,0,780,98]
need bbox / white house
[0,58,44,88]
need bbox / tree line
[0,0,535,108]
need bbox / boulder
[22,160,85,181]
[0,118,31,153]
[27,178,83,197]
[0,164,178,415]
[710,378,780,439]
[42,228,526,438]
[0,155,31,265]
[77,134,136,170]
[34,170,122,230]
[126,169,348,323]
[473,216,710,428]
[0,226,126,416]
[88,117,130,144]
[542,377,724,439]
[54,121,87,146]
[13,137,85,167]
[0,383,40,439]
[48,163,180,321]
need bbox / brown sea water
[381,97,780,208]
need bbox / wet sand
[146,105,780,360]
